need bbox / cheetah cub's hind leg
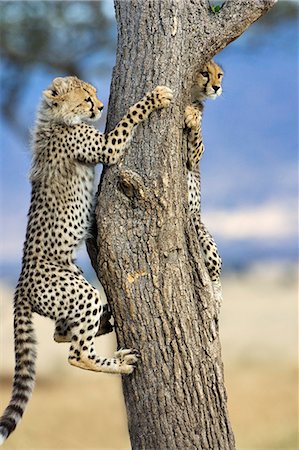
[54,304,113,343]
[95,303,114,336]
[50,272,136,374]
[66,280,137,374]
[54,319,71,343]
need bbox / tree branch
[185,0,277,71]
[206,0,278,55]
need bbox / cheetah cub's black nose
[213,86,220,92]
[98,105,104,111]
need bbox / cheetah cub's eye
[218,73,223,79]
[201,72,209,78]
[85,97,92,102]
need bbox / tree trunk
[87,1,276,448]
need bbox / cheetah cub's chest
[68,163,95,244]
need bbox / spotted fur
[0,76,173,444]
[185,61,223,283]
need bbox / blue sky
[0,7,298,284]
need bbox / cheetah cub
[185,60,223,293]
[0,76,173,444]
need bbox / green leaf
[210,3,222,14]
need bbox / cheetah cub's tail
[0,298,37,445]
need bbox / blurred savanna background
[0,1,298,449]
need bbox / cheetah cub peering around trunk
[0,76,173,444]
[184,60,223,297]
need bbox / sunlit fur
[42,76,104,125]
[192,60,224,101]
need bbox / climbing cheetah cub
[184,60,223,284]
[0,76,173,444]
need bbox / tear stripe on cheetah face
[191,60,224,102]
[0,77,173,444]
[42,76,104,125]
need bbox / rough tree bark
[87,1,276,449]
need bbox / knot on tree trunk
[118,168,149,202]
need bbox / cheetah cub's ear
[43,77,72,106]
[43,89,62,107]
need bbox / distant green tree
[0,1,114,134]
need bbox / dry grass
[1,374,131,450]
[227,365,298,450]
[1,365,297,450]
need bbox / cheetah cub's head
[192,60,224,101]
[42,76,104,125]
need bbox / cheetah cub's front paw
[185,105,202,130]
[114,348,139,375]
[151,86,173,109]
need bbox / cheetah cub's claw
[151,86,173,109]
[185,105,202,130]
[114,348,139,375]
